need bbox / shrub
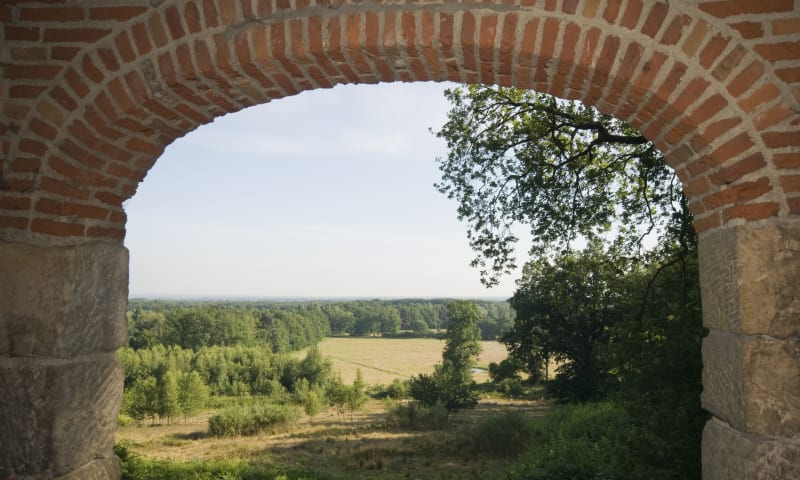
[495,377,525,397]
[472,411,532,458]
[488,358,522,383]
[208,403,300,437]
[385,401,448,430]
[385,379,410,399]
[505,402,679,480]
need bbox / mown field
[295,337,510,384]
[116,337,546,480]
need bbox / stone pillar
[0,241,128,480]
[699,222,800,480]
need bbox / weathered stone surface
[699,223,800,338]
[702,417,800,480]
[54,457,121,480]
[702,330,800,437]
[0,354,123,478]
[0,241,129,357]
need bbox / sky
[123,82,530,299]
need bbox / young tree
[177,371,209,422]
[346,369,369,421]
[410,301,482,411]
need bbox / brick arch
[1,0,797,245]
[1,2,799,479]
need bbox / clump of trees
[409,300,483,412]
[435,84,706,479]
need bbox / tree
[434,85,681,286]
[410,301,482,411]
[346,369,369,420]
[157,368,181,423]
[177,371,209,422]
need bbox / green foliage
[409,301,482,412]
[472,411,533,457]
[487,358,522,383]
[434,84,676,286]
[177,371,209,420]
[384,379,410,399]
[208,402,301,437]
[506,402,685,480]
[384,401,449,430]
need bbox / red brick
[202,0,220,28]
[702,178,772,210]
[35,198,109,220]
[754,103,795,131]
[699,34,729,69]
[11,47,47,62]
[641,2,668,38]
[754,41,800,62]
[165,6,186,40]
[95,191,124,207]
[148,13,169,48]
[693,213,721,233]
[709,153,767,185]
[115,32,137,63]
[10,158,41,173]
[4,26,41,41]
[781,175,800,193]
[688,94,727,127]
[4,65,62,80]
[10,85,47,98]
[31,218,85,237]
[762,131,800,148]
[620,0,643,29]
[0,195,31,211]
[89,6,148,21]
[30,119,58,141]
[700,0,794,18]
[774,153,800,169]
[773,18,800,36]
[603,0,622,24]
[730,22,764,39]
[40,176,90,201]
[712,45,746,82]
[737,83,780,113]
[0,216,29,231]
[789,197,800,215]
[184,2,203,34]
[661,14,690,45]
[51,46,81,61]
[776,67,800,84]
[43,28,110,43]
[131,23,153,55]
[722,202,779,223]
[682,21,709,57]
[727,61,764,98]
[20,7,84,22]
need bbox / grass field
[295,337,510,384]
[117,337,544,479]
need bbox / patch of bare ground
[116,397,550,479]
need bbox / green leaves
[434,85,681,286]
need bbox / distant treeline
[127,298,514,352]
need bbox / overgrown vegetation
[208,402,301,436]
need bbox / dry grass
[295,337,510,384]
[116,397,549,480]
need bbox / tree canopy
[434,84,686,286]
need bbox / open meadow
[294,337,510,384]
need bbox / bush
[496,377,525,397]
[473,411,533,457]
[208,403,300,437]
[118,414,135,426]
[385,401,448,430]
[488,358,522,383]
[505,402,679,480]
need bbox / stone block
[0,353,123,478]
[702,417,800,480]
[54,457,121,480]
[702,330,800,437]
[699,223,800,338]
[0,241,129,357]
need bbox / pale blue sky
[124,82,529,299]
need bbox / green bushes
[385,401,448,430]
[505,402,679,480]
[472,411,533,458]
[208,403,301,437]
